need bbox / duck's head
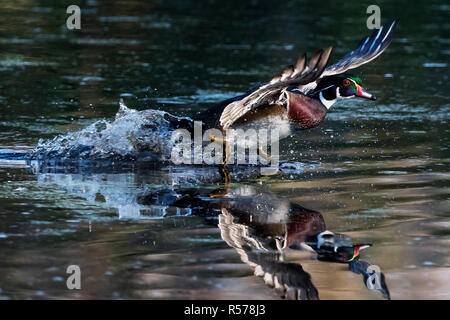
[313,74,376,109]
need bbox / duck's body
[195,21,397,136]
[149,22,398,165]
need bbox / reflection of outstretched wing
[321,21,397,77]
[219,208,319,300]
[219,47,332,130]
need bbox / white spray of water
[32,101,192,161]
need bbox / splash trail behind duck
[29,101,191,163]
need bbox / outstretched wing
[321,20,397,77]
[219,47,332,130]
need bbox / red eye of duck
[343,79,351,86]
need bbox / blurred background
[0,0,448,299]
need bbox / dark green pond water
[0,0,449,299]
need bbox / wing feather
[321,21,397,77]
[293,53,306,76]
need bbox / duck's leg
[209,165,230,198]
[258,146,272,162]
[207,134,231,199]
[210,135,231,166]
[219,165,231,185]
[211,134,272,164]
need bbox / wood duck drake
[196,21,397,134]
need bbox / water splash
[30,101,192,162]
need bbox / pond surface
[0,0,449,299]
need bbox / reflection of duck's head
[281,208,372,263]
[308,231,372,263]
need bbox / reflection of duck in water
[133,178,390,300]
[212,185,390,300]
[27,22,396,164]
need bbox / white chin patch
[319,91,336,109]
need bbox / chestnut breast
[286,91,327,129]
